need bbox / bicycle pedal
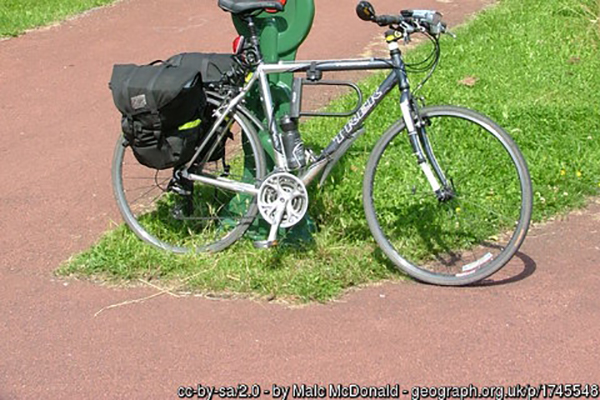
[171,204,186,220]
[170,201,194,220]
[253,240,279,249]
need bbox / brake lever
[441,22,457,39]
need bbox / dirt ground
[1,0,599,398]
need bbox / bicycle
[112,0,533,286]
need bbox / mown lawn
[0,0,117,37]
[58,0,600,302]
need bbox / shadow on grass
[261,239,319,271]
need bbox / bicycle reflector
[266,0,286,13]
[233,35,245,54]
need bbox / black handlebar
[356,1,449,37]
[374,15,403,26]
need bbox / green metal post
[232,0,317,245]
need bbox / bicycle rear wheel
[364,106,532,285]
[112,107,266,253]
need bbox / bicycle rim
[112,108,266,254]
[364,106,532,285]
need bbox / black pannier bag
[165,53,237,88]
[163,53,239,162]
[109,60,207,170]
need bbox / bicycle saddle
[218,0,285,14]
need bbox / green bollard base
[226,195,317,247]
[282,217,317,247]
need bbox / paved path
[1,0,599,398]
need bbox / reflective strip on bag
[178,119,201,131]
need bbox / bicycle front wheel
[364,106,532,285]
[112,108,266,254]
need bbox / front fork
[399,91,454,202]
[388,39,452,202]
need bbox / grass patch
[0,0,117,37]
[59,0,600,302]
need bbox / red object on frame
[266,0,287,13]
[232,35,245,54]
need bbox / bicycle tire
[363,105,532,285]
[112,102,267,254]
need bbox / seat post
[240,15,264,63]
[244,16,261,48]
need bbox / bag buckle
[132,120,144,133]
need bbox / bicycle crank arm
[255,172,310,249]
[254,199,287,249]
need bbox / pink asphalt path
[1,0,599,399]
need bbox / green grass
[0,0,117,37]
[58,0,600,302]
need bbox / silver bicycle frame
[184,57,396,181]
[184,49,444,196]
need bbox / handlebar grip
[375,15,402,26]
[369,9,448,37]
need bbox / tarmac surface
[1,0,599,398]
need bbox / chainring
[257,172,309,229]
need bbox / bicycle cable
[405,35,439,72]
[411,34,441,94]
[373,31,441,94]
